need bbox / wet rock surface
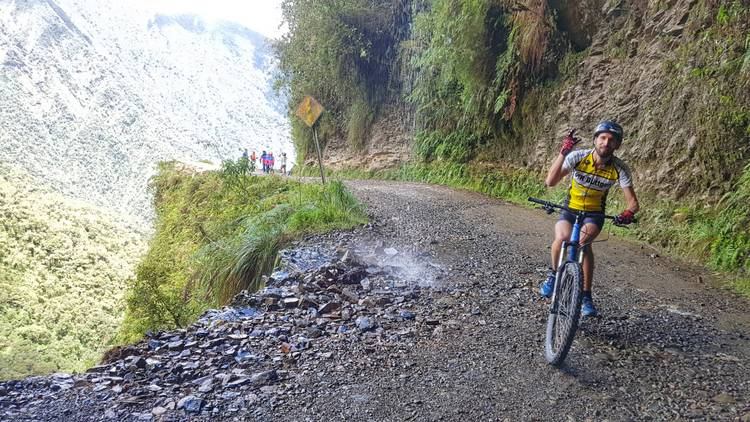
[2,180,749,421]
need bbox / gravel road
[274,180,750,421]
[2,180,748,421]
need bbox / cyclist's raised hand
[560,129,582,156]
[614,209,635,225]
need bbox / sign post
[295,96,326,184]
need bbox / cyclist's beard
[595,145,615,161]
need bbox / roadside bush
[220,157,255,195]
[116,161,366,343]
[414,130,482,163]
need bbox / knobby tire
[544,262,583,366]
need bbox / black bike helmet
[593,120,624,143]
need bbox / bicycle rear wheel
[544,262,583,366]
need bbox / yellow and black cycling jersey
[562,149,633,212]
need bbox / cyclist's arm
[545,153,569,187]
[622,186,640,213]
[614,158,639,213]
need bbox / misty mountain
[0,0,292,222]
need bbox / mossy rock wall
[499,0,750,201]
[311,0,749,203]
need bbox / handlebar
[528,197,619,221]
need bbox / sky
[133,0,286,39]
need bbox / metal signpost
[295,95,326,184]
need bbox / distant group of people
[241,149,287,175]
[260,151,275,173]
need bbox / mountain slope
[0,0,293,222]
[0,0,294,379]
[0,166,147,379]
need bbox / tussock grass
[347,100,375,151]
[117,161,366,343]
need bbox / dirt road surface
[275,180,750,421]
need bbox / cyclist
[540,120,640,317]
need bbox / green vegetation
[276,0,403,159]
[117,161,366,343]
[408,0,514,138]
[0,168,146,380]
[276,0,554,161]
[407,0,554,138]
[414,130,482,163]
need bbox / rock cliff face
[322,0,749,201]
[523,0,749,200]
[0,0,293,222]
[322,106,414,171]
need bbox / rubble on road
[0,235,458,421]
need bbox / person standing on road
[260,150,268,173]
[268,152,275,174]
[280,152,287,175]
[541,120,640,317]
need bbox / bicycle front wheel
[544,262,583,366]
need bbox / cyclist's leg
[551,219,573,270]
[579,223,602,291]
[541,219,573,297]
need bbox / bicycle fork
[550,219,584,312]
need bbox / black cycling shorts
[558,210,605,231]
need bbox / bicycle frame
[556,215,587,266]
[552,214,587,306]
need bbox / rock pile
[0,240,449,421]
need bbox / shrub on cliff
[116,161,366,342]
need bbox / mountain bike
[528,197,624,366]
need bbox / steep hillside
[283,0,748,200]
[0,0,293,222]
[0,166,147,379]
[0,0,295,379]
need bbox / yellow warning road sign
[295,95,325,127]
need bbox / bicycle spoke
[553,282,566,349]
